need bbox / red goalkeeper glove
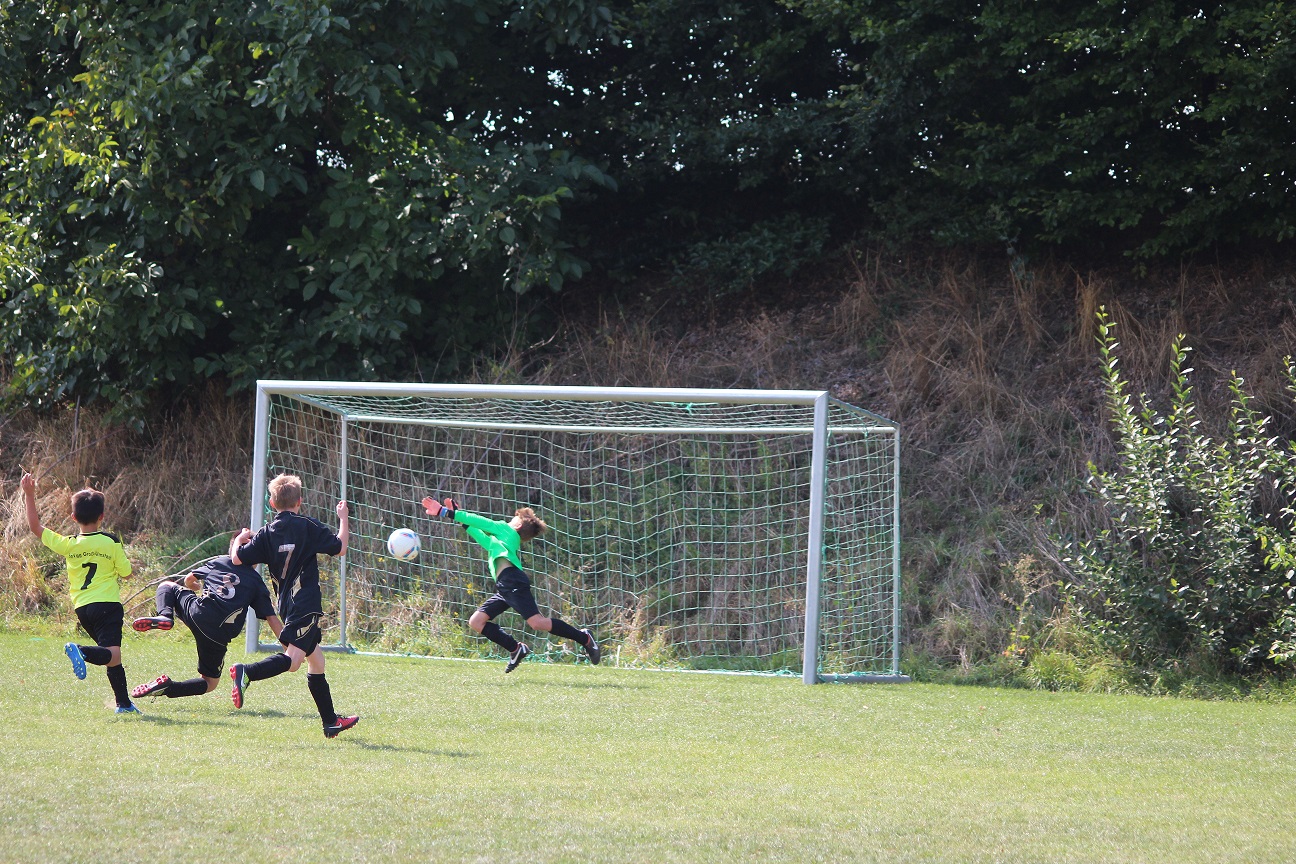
[421,496,459,519]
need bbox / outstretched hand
[422,496,458,519]
[20,473,35,494]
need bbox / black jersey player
[228,473,358,739]
[130,555,282,701]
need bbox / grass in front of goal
[3,630,1294,864]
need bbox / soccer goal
[243,381,904,683]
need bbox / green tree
[787,0,1296,258]
[561,1,869,283]
[0,0,616,412]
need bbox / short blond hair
[268,473,302,510]
[515,507,546,541]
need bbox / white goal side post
[243,381,906,684]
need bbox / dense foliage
[0,1,619,411]
[1064,311,1296,673]
[3,1,1296,411]
[789,0,1296,257]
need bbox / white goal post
[243,380,905,684]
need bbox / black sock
[306,673,337,725]
[245,653,292,681]
[81,645,112,665]
[105,664,132,707]
[164,677,209,698]
[548,617,589,646]
[480,621,519,652]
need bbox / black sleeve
[251,575,276,620]
[315,518,343,557]
[237,528,272,566]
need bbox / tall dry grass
[1,383,252,623]
[530,250,1296,665]
[5,250,1296,665]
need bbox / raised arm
[464,525,492,552]
[335,500,349,556]
[452,509,509,534]
[20,473,42,537]
[229,527,252,565]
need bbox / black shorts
[279,613,323,655]
[75,602,124,648]
[477,566,540,620]
[167,585,240,679]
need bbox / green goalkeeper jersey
[453,510,522,579]
[41,527,132,608]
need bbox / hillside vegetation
[7,249,1296,690]
[6,1,1296,688]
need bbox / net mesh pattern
[258,391,898,676]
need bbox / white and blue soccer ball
[386,528,420,562]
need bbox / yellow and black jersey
[41,528,132,608]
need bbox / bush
[1063,309,1296,674]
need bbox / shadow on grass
[281,737,476,757]
[347,740,476,758]
[130,713,237,729]
[477,678,645,691]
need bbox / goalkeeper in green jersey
[21,473,140,713]
[421,496,600,673]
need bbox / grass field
[3,629,1294,864]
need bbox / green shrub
[1022,651,1084,691]
[1063,309,1296,674]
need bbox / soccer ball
[386,528,420,562]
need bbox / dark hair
[72,489,105,525]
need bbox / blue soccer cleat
[114,703,142,714]
[64,643,87,680]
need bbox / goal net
[244,382,903,683]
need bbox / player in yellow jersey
[21,473,139,713]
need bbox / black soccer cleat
[505,642,530,673]
[324,715,359,739]
[229,663,249,708]
[132,615,174,632]
[581,629,602,665]
[131,674,173,699]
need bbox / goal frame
[243,380,905,684]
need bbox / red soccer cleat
[324,715,359,739]
[132,674,173,699]
[132,616,173,632]
[229,663,249,708]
